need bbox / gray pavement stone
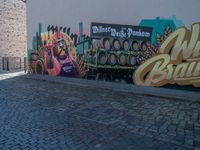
[0,75,200,149]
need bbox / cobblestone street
[0,75,200,150]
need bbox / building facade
[0,0,27,71]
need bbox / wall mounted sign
[134,22,200,87]
[91,22,152,41]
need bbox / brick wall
[0,0,27,71]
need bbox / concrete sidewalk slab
[0,71,26,80]
[21,74,200,102]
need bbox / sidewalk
[0,71,26,80]
[21,74,200,102]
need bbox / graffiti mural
[80,22,153,82]
[29,31,87,78]
[28,20,177,82]
[137,25,173,64]
[134,23,200,87]
[29,17,199,88]
[47,25,89,46]
[47,25,79,46]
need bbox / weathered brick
[0,0,27,71]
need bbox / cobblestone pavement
[0,76,200,150]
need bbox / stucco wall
[0,0,27,70]
[27,0,200,48]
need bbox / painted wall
[27,1,200,88]
[27,0,200,48]
[29,31,87,77]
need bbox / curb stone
[20,74,200,102]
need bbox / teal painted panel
[76,40,90,55]
[139,17,184,44]
[27,48,35,63]
[76,44,84,55]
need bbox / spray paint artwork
[29,18,200,88]
[28,21,175,83]
[29,31,87,78]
